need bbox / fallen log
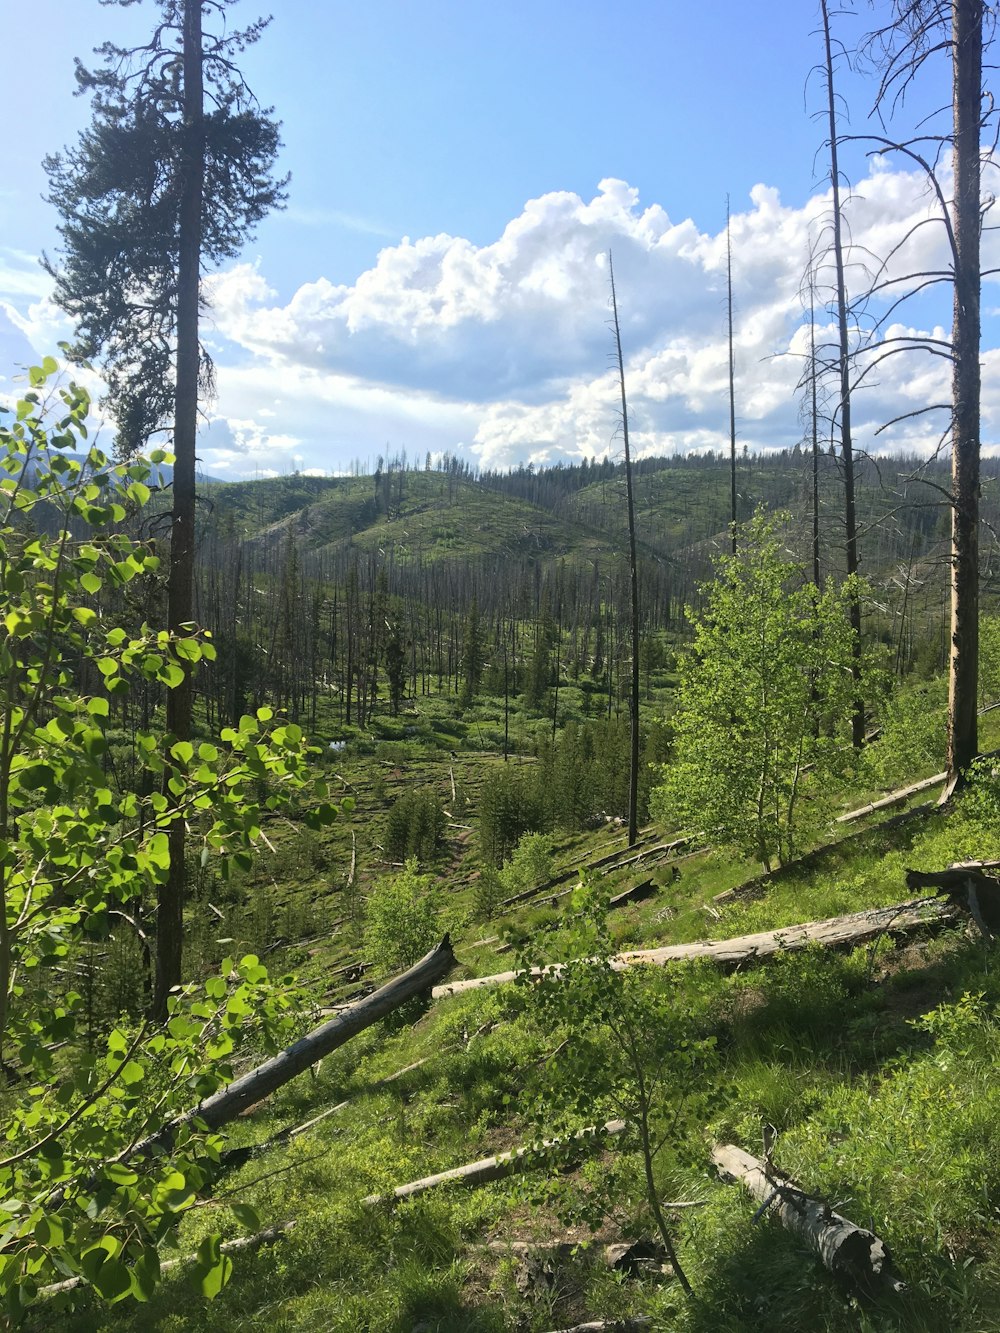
[588,833,668,871]
[542,1321,651,1333]
[500,867,579,909]
[135,937,455,1155]
[599,839,692,873]
[432,902,955,999]
[487,1236,683,1270]
[905,867,1000,940]
[836,772,946,824]
[42,1221,296,1300]
[608,880,657,909]
[711,1144,905,1298]
[363,1118,627,1206]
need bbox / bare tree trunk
[609,254,641,848]
[727,195,738,554]
[945,0,983,789]
[809,272,822,588]
[821,0,864,749]
[154,0,203,1020]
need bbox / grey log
[712,1144,905,1298]
[363,1118,626,1206]
[433,902,955,999]
[136,936,455,1154]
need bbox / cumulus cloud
[3,165,997,476]
[200,162,997,473]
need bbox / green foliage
[384,618,406,715]
[44,4,287,453]
[363,859,440,978]
[981,614,1000,707]
[863,675,947,788]
[497,832,554,897]
[383,789,445,864]
[536,716,672,830]
[784,990,1000,1263]
[523,617,556,712]
[477,766,548,868]
[651,511,868,870]
[0,367,335,1315]
[459,598,483,708]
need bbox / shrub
[864,675,947,789]
[498,832,555,896]
[364,859,441,977]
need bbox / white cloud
[198,163,994,473]
[4,164,997,476]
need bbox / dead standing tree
[862,0,993,792]
[819,0,866,749]
[726,195,739,554]
[608,253,641,847]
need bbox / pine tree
[459,597,484,707]
[44,0,286,1016]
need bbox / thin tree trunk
[945,0,983,789]
[809,273,821,588]
[821,0,864,748]
[608,254,641,847]
[154,0,203,1020]
[727,195,738,554]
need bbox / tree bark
[362,1118,626,1206]
[836,771,947,823]
[154,0,204,1020]
[712,1144,905,1297]
[945,0,983,788]
[136,937,455,1154]
[727,195,738,554]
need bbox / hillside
[44,715,1000,1333]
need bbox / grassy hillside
[37,668,1000,1333]
[204,471,620,568]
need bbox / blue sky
[1,0,995,478]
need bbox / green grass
[36,666,1000,1333]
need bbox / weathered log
[600,839,692,872]
[498,836,692,911]
[500,867,579,909]
[486,1235,684,1270]
[42,1221,295,1299]
[363,1118,627,1206]
[542,1320,651,1333]
[495,878,654,956]
[433,902,955,999]
[135,937,455,1155]
[589,834,677,871]
[836,772,946,824]
[711,1144,904,1298]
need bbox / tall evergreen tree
[44,0,286,1016]
[460,597,484,707]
